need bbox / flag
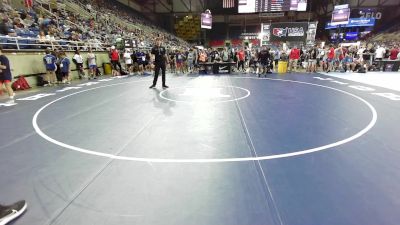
[223,0,235,8]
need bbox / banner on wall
[306,21,318,44]
[269,22,309,42]
[201,13,212,29]
[260,23,270,46]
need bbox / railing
[0,35,109,51]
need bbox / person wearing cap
[110,46,122,76]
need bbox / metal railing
[0,35,109,51]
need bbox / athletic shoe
[0,200,27,225]
[162,85,169,89]
[149,85,156,89]
[5,99,14,104]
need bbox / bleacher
[0,0,189,50]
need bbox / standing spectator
[136,50,145,75]
[273,49,281,71]
[289,46,300,73]
[43,49,57,85]
[72,50,85,79]
[187,48,194,74]
[0,46,15,103]
[176,50,184,74]
[144,51,152,73]
[123,49,133,75]
[389,45,399,60]
[168,50,176,74]
[375,45,386,70]
[87,49,97,80]
[59,51,71,84]
[221,47,230,62]
[237,47,245,72]
[257,46,271,76]
[327,44,335,72]
[110,46,122,76]
[308,45,318,73]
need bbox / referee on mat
[149,39,169,89]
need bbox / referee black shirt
[151,45,167,65]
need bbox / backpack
[12,76,31,91]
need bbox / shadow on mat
[151,89,175,116]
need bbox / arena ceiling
[118,0,400,15]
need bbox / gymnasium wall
[3,51,111,86]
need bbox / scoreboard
[239,0,307,13]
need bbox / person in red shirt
[289,46,300,72]
[327,44,335,72]
[237,48,246,72]
[110,46,122,76]
[389,45,399,60]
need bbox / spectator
[59,51,71,84]
[0,46,15,103]
[389,45,399,60]
[43,48,57,85]
[72,49,85,79]
[237,47,245,72]
[289,46,300,73]
[123,49,132,74]
[375,45,386,70]
[0,17,16,36]
[87,49,97,79]
[110,46,121,76]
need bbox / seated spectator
[0,17,16,36]
[13,18,25,29]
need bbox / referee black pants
[153,63,166,86]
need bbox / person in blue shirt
[136,51,145,75]
[43,49,57,86]
[59,51,71,84]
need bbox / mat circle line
[32,77,378,163]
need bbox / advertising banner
[346,18,375,27]
[260,23,270,45]
[306,21,318,45]
[201,13,212,29]
[269,22,308,42]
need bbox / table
[198,62,237,74]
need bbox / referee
[149,39,169,89]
